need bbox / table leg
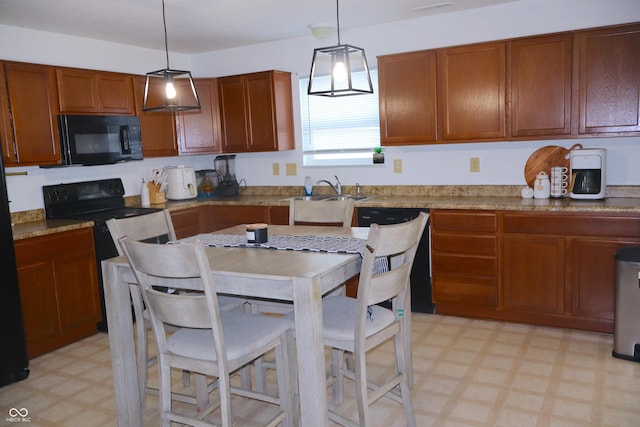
[292,276,329,427]
[102,261,142,427]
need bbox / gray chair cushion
[167,311,288,362]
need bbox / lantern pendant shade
[307,0,373,97]
[308,44,373,96]
[142,0,201,112]
[143,69,201,112]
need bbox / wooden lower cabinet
[431,209,640,333]
[170,205,290,238]
[170,207,206,239]
[14,228,101,358]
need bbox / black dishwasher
[358,207,434,313]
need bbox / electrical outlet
[272,163,280,176]
[285,163,297,176]
[394,159,402,173]
[470,157,480,172]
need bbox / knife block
[147,182,166,205]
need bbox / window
[300,70,380,166]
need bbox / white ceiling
[0,0,521,54]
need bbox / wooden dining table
[102,224,369,427]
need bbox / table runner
[176,233,388,273]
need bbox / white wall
[2,0,640,212]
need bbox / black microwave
[55,115,143,166]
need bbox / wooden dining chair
[304,212,428,426]
[289,198,355,227]
[120,237,294,427]
[106,209,247,408]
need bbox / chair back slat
[106,209,177,255]
[289,198,355,227]
[145,289,211,329]
[357,212,429,315]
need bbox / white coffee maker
[569,148,606,200]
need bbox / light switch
[272,163,280,176]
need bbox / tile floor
[1,313,639,426]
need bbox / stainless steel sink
[280,195,374,202]
[326,195,374,201]
[279,195,333,201]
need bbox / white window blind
[300,70,380,166]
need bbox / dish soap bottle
[140,179,150,207]
[304,176,313,196]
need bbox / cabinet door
[95,72,135,114]
[5,62,60,166]
[577,23,640,135]
[246,72,277,151]
[571,238,640,321]
[219,75,249,152]
[438,42,507,141]
[0,63,16,165]
[55,251,101,331]
[378,51,438,144]
[502,235,565,314]
[176,79,222,155]
[134,76,177,157]
[170,207,203,239]
[17,261,60,357]
[56,68,98,112]
[510,34,573,137]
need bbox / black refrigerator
[0,157,30,387]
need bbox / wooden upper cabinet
[510,34,573,137]
[378,51,438,145]
[218,70,294,153]
[438,42,507,141]
[0,63,14,166]
[4,62,60,166]
[133,76,177,157]
[56,68,135,115]
[175,78,222,155]
[577,23,640,135]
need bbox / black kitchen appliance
[43,178,161,331]
[45,115,143,167]
[214,154,239,197]
[0,156,30,387]
[358,207,434,313]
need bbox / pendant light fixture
[143,0,200,112]
[308,0,373,97]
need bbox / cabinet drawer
[15,228,94,263]
[502,212,640,237]
[432,234,496,256]
[432,210,497,232]
[432,253,497,276]
[433,274,497,306]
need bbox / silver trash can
[612,246,640,362]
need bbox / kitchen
[1,0,640,425]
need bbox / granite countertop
[11,185,640,240]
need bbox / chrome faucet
[316,175,342,195]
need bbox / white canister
[533,172,551,199]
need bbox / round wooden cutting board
[524,143,583,188]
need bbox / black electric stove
[43,178,161,331]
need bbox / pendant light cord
[336,0,341,45]
[162,0,170,69]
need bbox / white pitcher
[533,171,551,199]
